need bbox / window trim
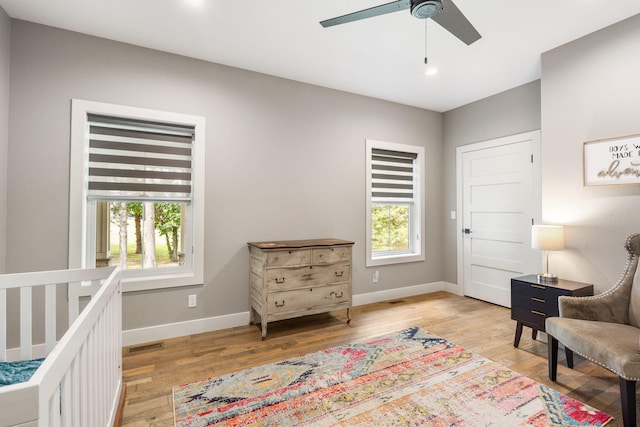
[69,99,205,292]
[366,139,425,267]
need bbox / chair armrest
[559,293,627,323]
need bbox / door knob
[463,228,472,234]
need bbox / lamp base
[537,273,558,283]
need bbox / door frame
[455,130,542,296]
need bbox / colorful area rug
[173,327,613,426]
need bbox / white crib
[0,266,122,427]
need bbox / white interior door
[457,131,541,307]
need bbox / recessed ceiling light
[183,0,204,6]
[424,66,439,76]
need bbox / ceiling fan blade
[431,0,481,45]
[320,0,410,28]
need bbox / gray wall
[441,81,542,285]
[541,13,640,291]
[6,21,443,333]
[9,11,638,339]
[0,6,10,274]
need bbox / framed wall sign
[583,134,640,186]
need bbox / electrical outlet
[373,270,379,284]
[188,294,197,308]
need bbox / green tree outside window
[372,204,410,252]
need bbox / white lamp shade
[531,225,565,251]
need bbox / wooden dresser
[248,238,354,339]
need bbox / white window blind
[371,148,417,202]
[87,114,195,201]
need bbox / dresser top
[247,238,354,250]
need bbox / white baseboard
[122,281,459,347]
[442,281,462,295]
[352,281,454,306]
[122,311,250,347]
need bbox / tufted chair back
[557,233,640,325]
[626,234,640,327]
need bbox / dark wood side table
[511,275,593,366]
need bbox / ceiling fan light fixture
[411,0,443,19]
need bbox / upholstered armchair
[546,232,640,427]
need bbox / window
[70,100,205,291]
[366,139,424,266]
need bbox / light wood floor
[121,292,632,426]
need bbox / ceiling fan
[320,0,481,46]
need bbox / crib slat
[50,382,61,427]
[79,342,88,427]
[20,286,33,360]
[0,288,6,361]
[88,332,97,427]
[45,284,56,354]
[60,370,72,427]
[71,357,81,427]
[68,284,80,325]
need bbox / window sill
[121,271,203,293]
[367,253,425,267]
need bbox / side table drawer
[514,282,558,299]
[512,306,548,330]
[512,293,557,314]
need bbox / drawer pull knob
[531,310,546,317]
[531,297,546,303]
[275,300,285,308]
[275,277,285,284]
[330,291,344,298]
[335,271,344,277]
[531,285,546,290]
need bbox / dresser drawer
[266,263,351,291]
[312,247,351,264]
[267,284,350,315]
[266,249,311,267]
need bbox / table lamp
[531,225,564,282]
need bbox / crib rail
[0,267,116,362]
[0,266,122,427]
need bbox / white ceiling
[1,0,640,112]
